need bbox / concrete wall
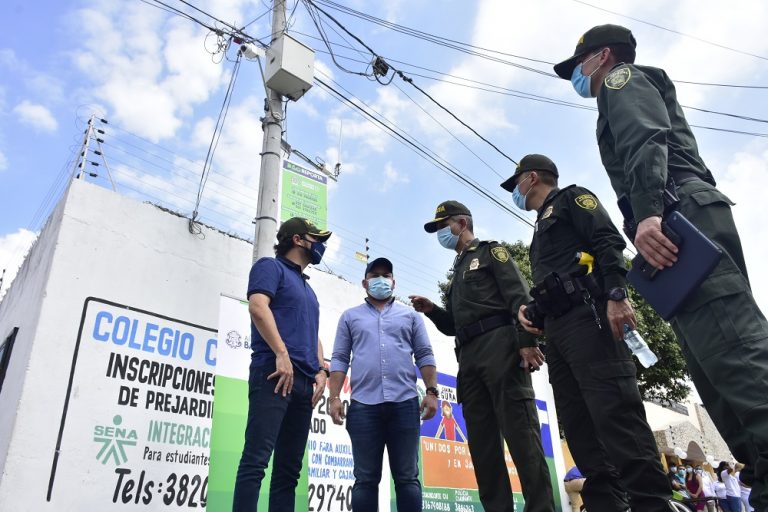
[0,184,67,476]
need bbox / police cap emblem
[575,194,598,210]
[605,67,631,90]
[491,246,510,263]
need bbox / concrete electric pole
[252,0,287,263]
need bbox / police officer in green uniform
[554,24,768,511]
[410,201,555,512]
[502,154,673,511]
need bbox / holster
[530,272,601,318]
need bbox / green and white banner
[280,160,328,230]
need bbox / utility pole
[252,0,287,263]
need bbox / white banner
[47,297,218,509]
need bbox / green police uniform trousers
[457,325,555,512]
[671,180,768,511]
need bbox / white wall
[0,185,67,476]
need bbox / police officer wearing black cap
[410,201,555,512]
[555,24,768,512]
[502,154,673,512]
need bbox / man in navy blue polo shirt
[233,217,332,512]
[328,257,438,512]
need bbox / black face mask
[301,237,326,265]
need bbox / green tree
[438,240,690,403]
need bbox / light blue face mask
[367,277,393,300]
[570,52,602,98]
[436,225,460,250]
[512,175,532,210]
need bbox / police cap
[554,24,637,80]
[277,217,332,242]
[500,154,559,192]
[423,200,471,233]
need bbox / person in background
[563,466,586,512]
[737,463,754,512]
[697,465,717,512]
[720,462,742,512]
[686,465,705,511]
[328,257,438,512]
[714,462,728,511]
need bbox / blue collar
[277,255,310,280]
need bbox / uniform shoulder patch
[575,194,598,210]
[604,67,631,90]
[490,246,510,263]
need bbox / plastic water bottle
[623,325,658,368]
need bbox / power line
[191,52,242,233]
[303,0,522,166]
[293,30,768,125]
[306,1,768,89]
[571,0,768,62]
[314,75,535,228]
[313,0,557,72]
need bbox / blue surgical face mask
[367,276,393,300]
[302,238,326,265]
[512,175,532,210]
[570,52,602,98]
[437,225,460,250]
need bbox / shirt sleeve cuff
[632,192,664,222]
[517,330,538,348]
[247,288,275,299]
[329,361,349,374]
[602,273,627,293]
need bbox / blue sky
[1,0,768,310]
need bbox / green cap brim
[424,216,450,233]
[308,230,332,242]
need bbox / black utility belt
[455,314,512,347]
[530,272,601,319]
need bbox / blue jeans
[232,365,314,512]
[720,495,742,512]
[345,398,422,512]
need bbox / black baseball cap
[277,217,332,242]
[364,257,393,276]
[423,200,472,233]
[554,24,637,79]
[500,154,559,192]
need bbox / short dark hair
[273,236,295,257]
[536,171,558,187]
[608,44,636,64]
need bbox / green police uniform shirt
[530,185,627,293]
[596,63,716,222]
[427,239,537,347]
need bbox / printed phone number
[113,468,207,507]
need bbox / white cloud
[381,162,409,191]
[13,100,58,132]
[0,150,7,171]
[0,228,38,297]
[717,140,768,313]
[70,2,232,142]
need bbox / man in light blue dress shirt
[328,257,439,512]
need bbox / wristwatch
[318,367,330,378]
[607,287,628,301]
[425,386,439,397]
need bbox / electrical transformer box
[265,34,315,101]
